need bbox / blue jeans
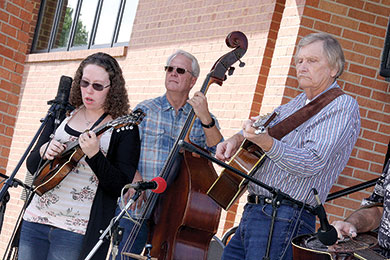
[222,202,315,260]
[18,220,84,260]
[109,206,148,260]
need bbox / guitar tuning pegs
[228,66,235,76]
[238,59,245,67]
[129,126,133,130]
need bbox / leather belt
[247,194,297,208]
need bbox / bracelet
[201,118,215,128]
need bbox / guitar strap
[89,112,108,131]
[268,87,345,140]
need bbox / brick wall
[0,0,389,256]
[0,0,39,174]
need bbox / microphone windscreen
[317,225,338,246]
[56,75,72,103]
[151,177,167,194]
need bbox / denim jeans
[18,220,84,260]
[109,206,148,260]
[222,202,315,260]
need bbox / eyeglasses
[80,79,110,91]
[164,66,193,76]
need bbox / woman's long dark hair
[69,52,130,118]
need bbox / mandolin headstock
[108,108,146,132]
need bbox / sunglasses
[164,66,193,76]
[80,79,110,91]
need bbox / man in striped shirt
[216,32,360,260]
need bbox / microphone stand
[178,140,314,260]
[84,191,142,260]
[2,99,71,260]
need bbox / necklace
[83,109,93,126]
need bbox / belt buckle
[255,196,259,204]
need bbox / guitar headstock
[252,112,278,135]
[109,108,146,132]
[252,113,272,129]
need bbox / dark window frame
[31,0,133,53]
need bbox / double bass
[121,31,248,260]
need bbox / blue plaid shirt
[131,94,221,216]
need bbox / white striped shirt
[249,82,360,206]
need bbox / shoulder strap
[89,112,108,131]
[268,87,345,140]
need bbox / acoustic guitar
[32,108,145,196]
[207,112,278,210]
[292,232,389,260]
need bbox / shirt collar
[161,94,191,115]
[305,81,339,103]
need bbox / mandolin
[207,112,278,210]
[32,108,145,196]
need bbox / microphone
[313,189,338,246]
[47,75,73,125]
[128,177,167,194]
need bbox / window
[31,0,139,53]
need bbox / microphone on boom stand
[313,189,338,246]
[46,75,73,127]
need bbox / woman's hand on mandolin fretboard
[40,140,67,160]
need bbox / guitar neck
[354,249,388,260]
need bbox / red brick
[374,142,389,155]
[1,23,17,38]
[349,64,377,78]
[367,110,389,123]
[342,29,370,44]
[331,15,359,30]
[370,36,385,48]
[336,0,364,9]
[362,129,389,144]
[379,124,390,136]
[0,9,9,22]
[370,163,385,174]
[365,2,390,17]
[357,96,384,111]
[5,2,21,17]
[357,150,385,164]
[348,9,376,24]
[354,43,382,58]
[319,1,348,15]
[361,77,388,92]
[347,158,370,170]
[9,16,23,29]
[314,21,342,36]
[359,23,387,38]
[303,7,331,22]
[360,118,378,131]
[344,83,371,97]
[371,90,390,103]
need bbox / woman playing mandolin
[18,52,141,260]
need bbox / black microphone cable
[279,190,313,260]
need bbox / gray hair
[166,50,200,78]
[295,32,345,78]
